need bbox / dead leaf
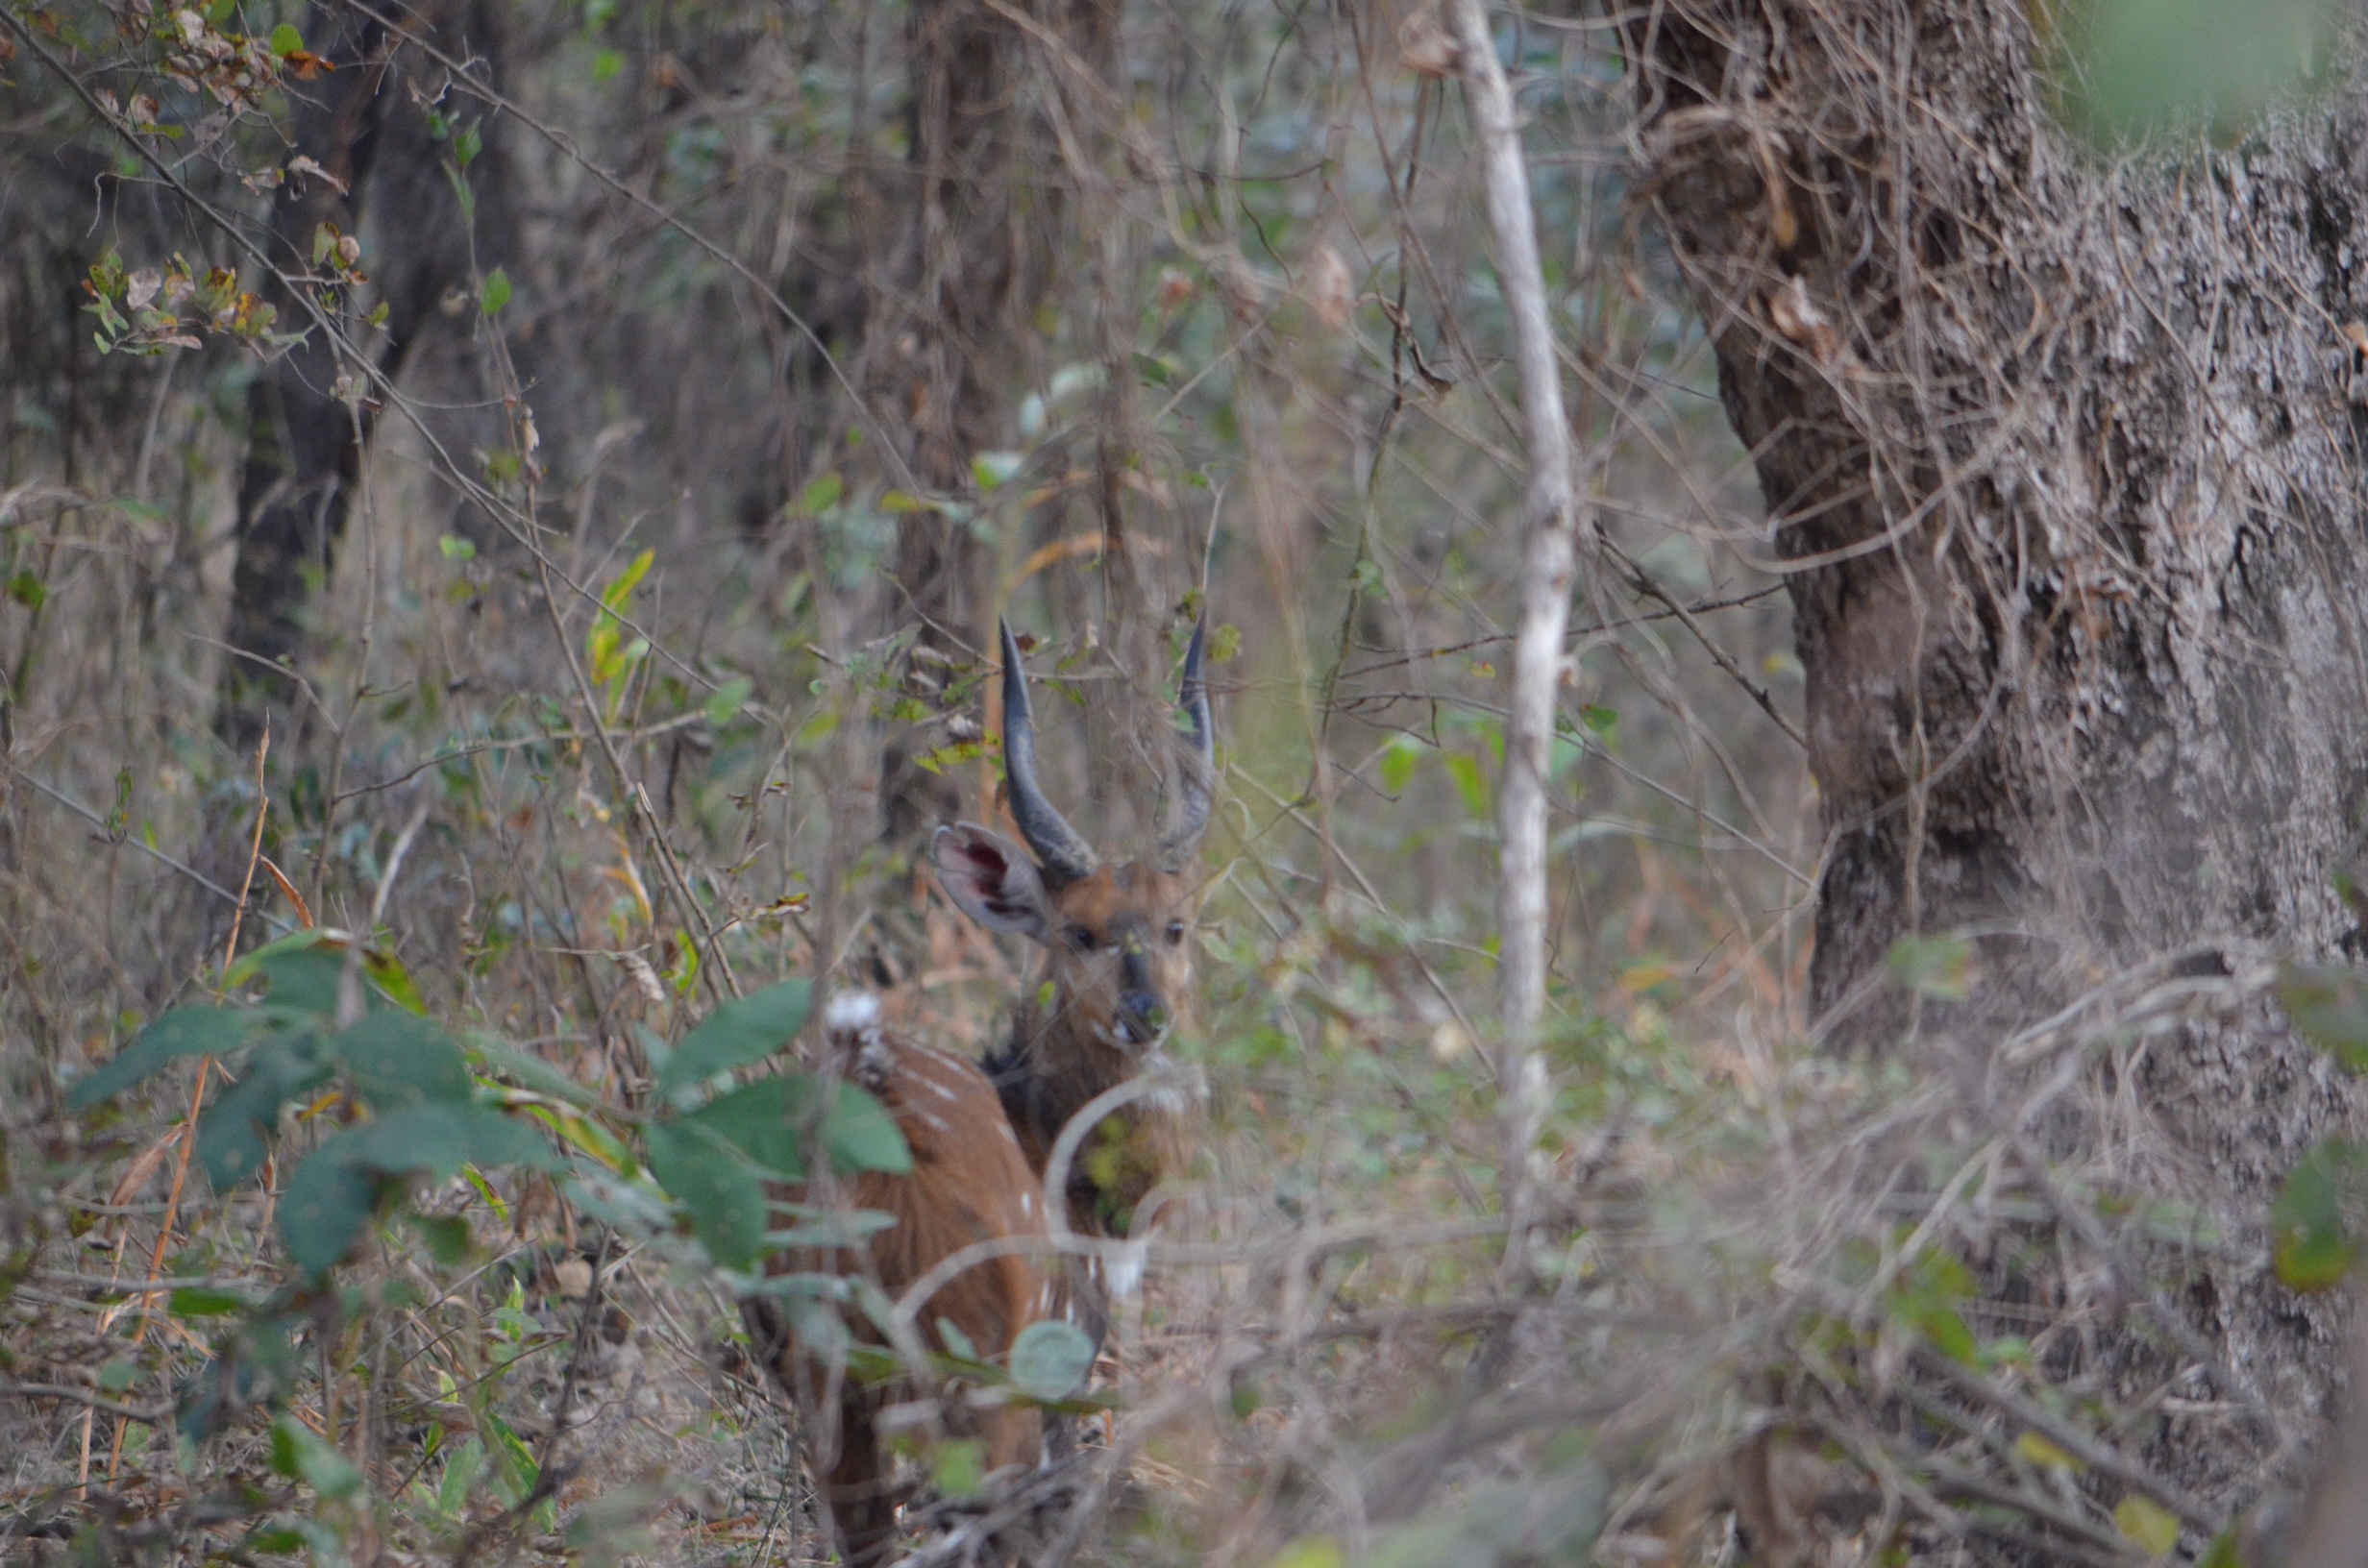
[286,154,348,195]
[1768,275,1842,365]
[1303,244,1355,329]
[1397,4,1459,76]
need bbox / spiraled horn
[1160,617,1215,870]
[999,619,1098,887]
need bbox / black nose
[1121,990,1166,1041]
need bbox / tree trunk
[1637,0,2368,1511]
[220,0,528,748]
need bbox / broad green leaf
[2113,1494,2181,1555]
[279,1143,381,1277]
[197,1030,333,1189]
[822,1082,911,1175]
[2273,1139,2364,1290]
[479,266,510,315]
[683,1076,806,1180]
[657,979,814,1099]
[228,930,351,1016]
[333,1011,472,1107]
[67,1006,256,1109]
[936,1317,981,1362]
[1887,935,1977,1001]
[270,1415,363,1500]
[2278,963,2368,1073]
[645,1118,768,1270]
[1009,1318,1098,1401]
[1379,734,1423,795]
[268,22,302,55]
[168,1286,251,1317]
[338,1104,557,1183]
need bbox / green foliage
[1008,1318,1098,1401]
[655,977,812,1098]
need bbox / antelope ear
[931,823,1052,941]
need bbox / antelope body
[751,619,1214,1565]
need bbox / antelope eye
[1165,920,1186,945]
[1067,925,1098,952]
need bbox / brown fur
[752,1026,1055,1565]
[986,857,1204,1235]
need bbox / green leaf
[1887,935,1977,1001]
[932,1437,985,1498]
[823,1082,911,1175]
[268,23,303,56]
[8,571,45,610]
[681,1076,806,1180]
[481,1409,540,1503]
[479,266,510,315]
[270,1415,364,1501]
[645,1119,768,1270]
[278,1143,381,1278]
[2198,1528,2245,1568]
[339,1104,557,1183]
[2278,962,2368,1072]
[68,1005,257,1109]
[935,1317,980,1362]
[2112,1494,2181,1556]
[1580,704,1618,739]
[227,931,356,1017]
[467,1035,604,1110]
[1008,1319,1098,1401]
[168,1286,251,1317]
[411,1213,473,1266]
[657,979,814,1099]
[1379,734,1423,795]
[196,1029,334,1189]
[454,121,483,170]
[97,1359,139,1393]
[703,675,752,728]
[591,46,625,83]
[799,474,843,513]
[2273,1138,2365,1290]
[436,1437,487,1515]
[332,1011,473,1107]
[1441,752,1491,819]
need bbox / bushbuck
[942,618,1213,1259]
[747,618,1214,1564]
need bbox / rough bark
[1635,0,2368,1511]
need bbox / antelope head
[931,619,1215,1183]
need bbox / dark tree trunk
[1637,0,2368,1514]
[220,0,528,747]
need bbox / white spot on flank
[1021,1191,1035,1215]
[926,1078,961,1102]
[917,1111,950,1133]
[999,1123,1019,1146]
